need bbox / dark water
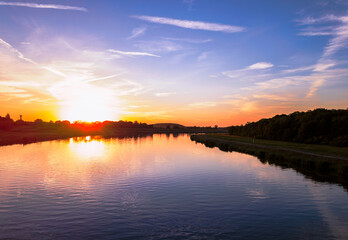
[0,134,347,239]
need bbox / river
[0,134,347,239]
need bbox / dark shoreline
[0,128,227,147]
[191,134,348,191]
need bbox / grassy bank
[191,134,348,190]
[205,134,348,159]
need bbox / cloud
[162,37,212,44]
[282,65,314,74]
[183,96,262,114]
[203,12,348,117]
[155,92,177,97]
[197,52,208,61]
[127,27,147,40]
[42,66,66,77]
[0,37,66,76]
[0,33,163,121]
[282,62,334,74]
[222,62,274,80]
[188,101,217,108]
[298,26,335,36]
[0,81,42,88]
[299,31,332,36]
[247,62,274,70]
[132,15,245,33]
[0,87,25,93]
[108,49,160,57]
[242,70,338,101]
[0,1,87,12]
[134,40,183,53]
[313,62,335,72]
[252,94,296,101]
[293,13,348,97]
[322,24,348,57]
[224,64,335,101]
[297,14,348,58]
[296,15,341,25]
[306,78,325,98]
[85,73,125,83]
[0,38,36,64]
[252,76,303,90]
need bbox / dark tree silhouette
[228,109,348,147]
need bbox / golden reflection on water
[0,134,348,240]
[0,134,277,196]
[0,134,277,182]
[69,136,106,161]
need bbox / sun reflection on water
[69,136,106,161]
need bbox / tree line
[228,108,348,147]
[0,114,152,131]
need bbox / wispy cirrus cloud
[132,15,245,33]
[222,62,274,80]
[299,31,332,36]
[134,40,183,53]
[323,23,348,58]
[0,38,36,64]
[127,26,147,40]
[108,49,160,57]
[197,52,209,61]
[84,74,124,83]
[282,62,335,73]
[306,78,325,98]
[155,92,177,97]
[0,1,87,11]
[162,37,212,44]
[0,37,66,76]
[298,26,334,36]
[188,101,217,108]
[247,62,274,70]
[293,13,348,97]
[212,13,348,108]
[296,14,342,25]
[297,14,348,58]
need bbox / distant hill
[153,123,186,129]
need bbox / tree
[227,109,348,147]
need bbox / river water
[0,134,347,239]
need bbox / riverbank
[192,134,348,160]
[0,127,227,147]
[191,134,348,190]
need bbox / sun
[61,97,111,122]
[58,83,118,122]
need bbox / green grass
[208,134,348,159]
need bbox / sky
[0,0,348,126]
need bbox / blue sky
[0,0,347,125]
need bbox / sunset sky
[0,0,347,126]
